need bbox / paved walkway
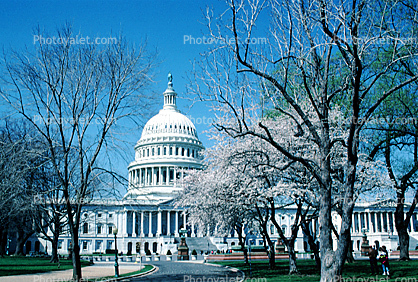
[128,261,244,282]
[0,261,243,282]
[0,263,142,282]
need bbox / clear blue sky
[0,0,225,183]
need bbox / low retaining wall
[206,253,290,261]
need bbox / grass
[213,259,418,282]
[0,256,91,277]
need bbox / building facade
[30,78,418,257]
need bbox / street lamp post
[113,228,119,278]
[246,233,257,278]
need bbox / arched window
[83,223,88,234]
[182,148,185,156]
[169,147,172,155]
[164,147,166,155]
[175,147,179,155]
[158,147,160,155]
[152,148,154,156]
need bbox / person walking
[368,245,378,275]
[378,246,390,277]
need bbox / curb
[203,262,245,282]
[100,265,157,281]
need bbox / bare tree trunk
[398,228,410,261]
[301,220,320,270]
[50,232,59,263]
[287,240,298,275]
[14,229,34,256]
[345,233,355,264]
[270,199,299,274]
[236,225,248,264]
[0,227,6,257]
[395,199,411,261]
[319,189,339,281]
[71,232,82,281]
[268,243,275,269]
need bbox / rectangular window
[108,226,113,234]
[97,225,102,234]
[58,241,63,249]
[98,213,102,217]
[83,223,88,234]
[83,241,88,250]
[109,213,112,218]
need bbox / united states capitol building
[35,78,418,257]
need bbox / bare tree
[189,0,418,280]
[1,25,156,280]
[32,159,68,263]
[366,86,418,260]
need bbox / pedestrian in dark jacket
[368,245,378,275]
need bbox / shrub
[145,249,151,256]
[192,249,197,256]
[167,250,172,255]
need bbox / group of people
[368,245,390,277]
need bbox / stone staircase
[179,236,218,253]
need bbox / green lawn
[0,256,91,277]
[213,259,418,282]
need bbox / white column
[373,212,377,233]
[123,211,128,237]
[117,212,122,233]
[378,212,382,232]
[367,212,372,233]
[191,222,196,237]
[157,210,162,236]
[148,211,153,237]
[132,170,134,185]
[159,167,162,185]
[174,167,177,185]
[132,212,137,237]
[174,211,179,236]
[152,167,155,185]
[167,211,171,235]
[387,212,391,234]
[140,211,144,237]
[144,168,147,185]
[140,168,142,186]
[392,213,397,235]
[410,214,414,232]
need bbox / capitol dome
[125,75,204,204]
